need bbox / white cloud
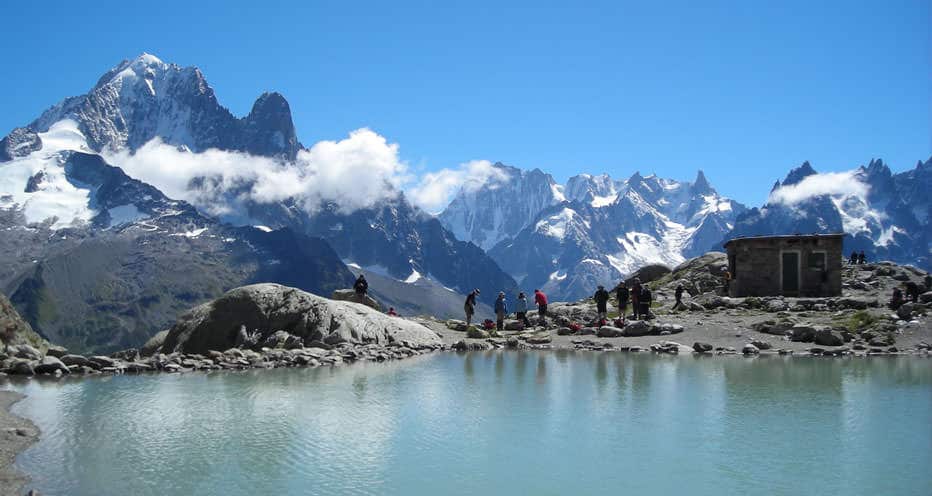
[407,160,508,213]
[105,128,411,219]
[769,171,869,205]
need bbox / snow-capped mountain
[0,124,352,353]
[438,163,565,250]
[728,159,932,270]
[439,163,746,301]
[27,54,301,159]
[1,54,516,328]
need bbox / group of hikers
[464,278,660,332]
[849,250,868,265]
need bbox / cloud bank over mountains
[106,128,506,219]
[768,171,870,206]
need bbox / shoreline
[0,391,39,496]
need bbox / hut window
[808,252,826,271]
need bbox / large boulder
[34,356,70,375]
[140,330,169,357]
[624,264,672,286]
[160,284,441,354]
[330,289,383,312]
[596,326,624,338]
[622,321,651,337]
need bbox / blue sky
[2,0,928,206]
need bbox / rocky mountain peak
[243,92,300,159]
[692,169,713,195]
[781,161,817,186]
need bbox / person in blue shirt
[515,292,530,327]
[494,292,508,332]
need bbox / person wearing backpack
[594,285,610,322]
[515,292,531,327]
[534,289,548,323]
[639,286,653,320]
[616,283,630,324]
[494,292,508,332]
[354,274,369,296]
[464,289,480,327]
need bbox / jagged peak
[247,92,292,117]
[781,161,817,186]
[693,169,713,193]
[627,171,644,183]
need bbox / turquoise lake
[5,352,932,495]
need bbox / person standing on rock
[616,283,630,324]
[849,251,858,265]
[889,287,905,310]
[534,289,548,324]
[387,307,398,317]
[594,285,610,322]
[354,274,369,296]
[515,292,531,328]
[858,251,866,264]
[631,278,642,320]
[672,284,685,311]
[494,292,508,332]
[924,274,932,293]
[639,285,653,320]
[464,289,480,327]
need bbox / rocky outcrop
[331,289,383,312]
[0,293,46,352]
[159,284,441,355]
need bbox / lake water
[5,352,932,496]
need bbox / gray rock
[161,284,441,354]
[766,300,788,312]
[45,345,68,358]
[467,327,490,339]
[89,356,117,369]
[650,323,684,335]
[7,359,35,375]
[622,321,651,337]
[578,327,597,336]
[445,320,468,332]
[813,329,844,347]
[110,349,139,361]
[556,327,574,336]
[789,325,816,342]
[750,340,772,350]
[526,334,552,345]
[330,289,383,311]
[141,330,169,357]
[920,291,932,304]
[693,342,713,353]
[504,320,525,331]
[9,344,42,361]
[596,326,624,338]
[34,356,70,374]
[742,344,760,355]
[60,354,93,367]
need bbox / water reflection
[3,354,931,496]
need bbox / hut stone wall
[725,235,843,297]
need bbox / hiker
[534,289,548,323]
[494,291,508,332]
[639,286,653,320]
[858,251,866,264]
[464,289,480,326]
[515,292,531,327]
[905,281,920,303]
[594,285,610,321]
[889,287,905,310]
[849,251,858,265]
[672,284,685,311]
[387,307,398,317]
[722,267,732,293]
[631,278,642,320]
[616,283,630,324]
[353,274,368,296]
[925,275,932,293]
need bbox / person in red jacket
[534,289,548,323]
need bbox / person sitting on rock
[353,274,369,296]
[594,285,610,321]
[464,289,480,327]
[515,292,531,327]
[858,251,866,264]
[616,283,630,324]
[889,287,905,310]
[672,284,685,311]
[387,307,398,317]
[631,278,642,320]
[534,289,548,323]
[849,251,858,265]
[905,281,920,303]
[494,291,508,332]
[639,286,653,320]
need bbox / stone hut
[723,234,843,297]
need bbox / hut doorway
[781,251,800,296]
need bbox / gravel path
[0,390,38,496]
